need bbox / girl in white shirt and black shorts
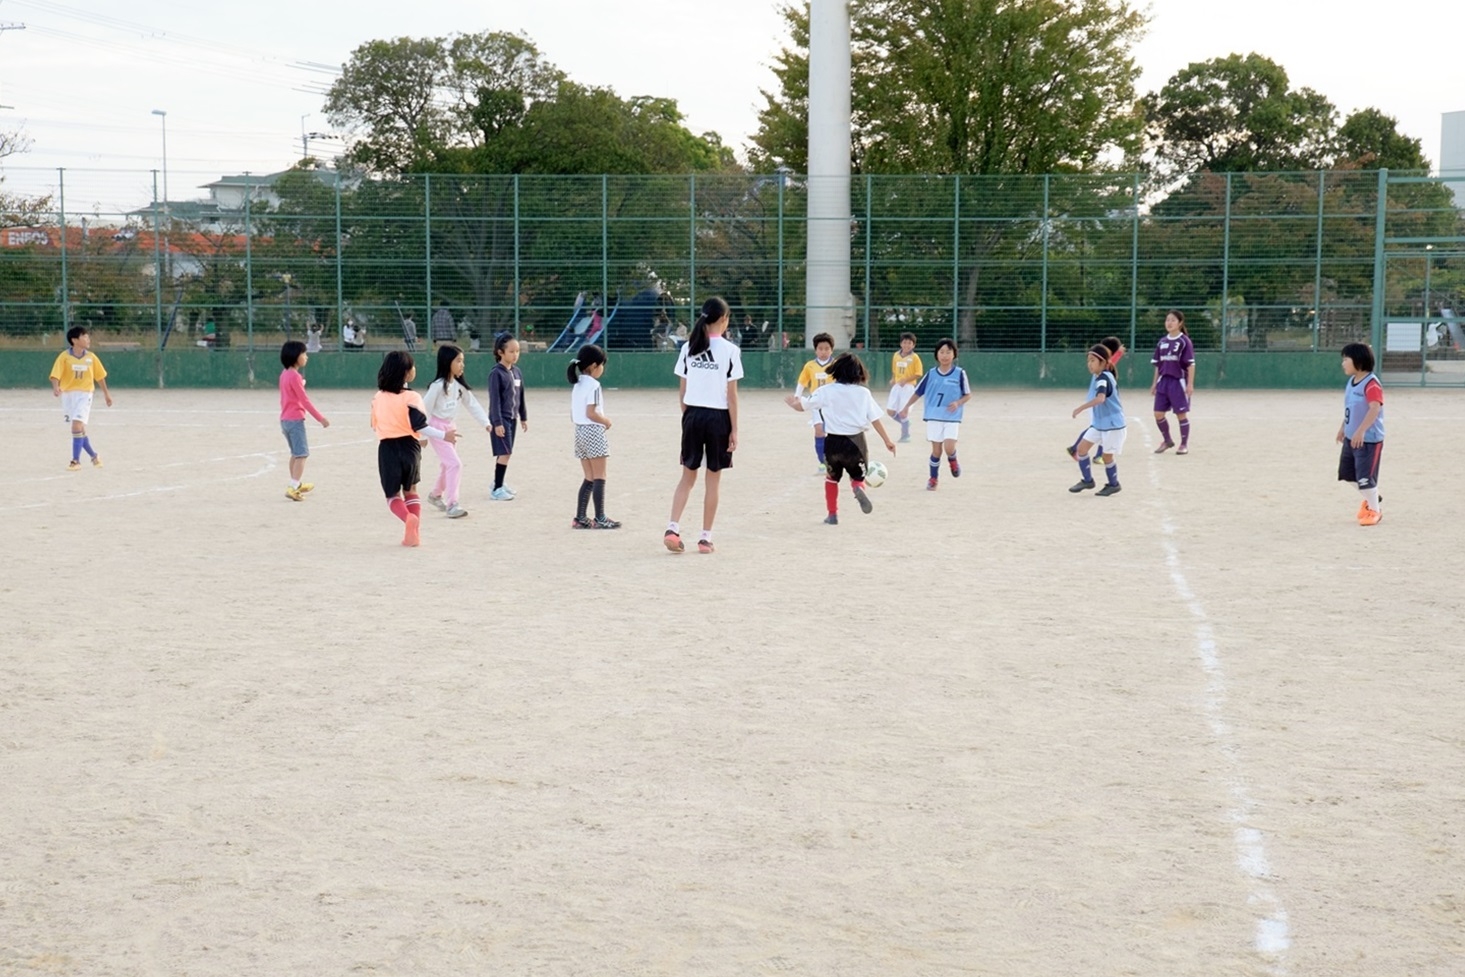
[665,297,744,554]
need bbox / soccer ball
[864,460,888,488]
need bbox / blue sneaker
[491,487,514,501]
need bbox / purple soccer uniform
[1151,333,1194,413]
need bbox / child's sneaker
[663,530,685,553]
[1069,479,1097,493]
[426,494,447,511]
[1358,506,1382,526]
[402,513,421,547]
[949,460,961,478]
[823,513,839,525]
[67,460,81,471]
[1176,444,1189,455]
[1154,440,1175,454]
[592,516,621,529]
[898,435,911,443]
[853,486,873,514]
[491,487,515,501]
[445,504,468,518]
[697,539,716,554]
[285,485,304,501]
[571,516,593,529]
[298,482,313,493]
[91,456,103,468]
[1096,483,1122,497]
[926,477,938,491]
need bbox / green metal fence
[1,166,1461,361]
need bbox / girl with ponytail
[665,297,744,554]
[566,344,619,529]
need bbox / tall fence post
[1370,169,1389,351]
[1220,172,1232,355]
[334,178,344,351]
[1040,174,1050,355]
[1129,171,1140,353]
[57,168,69,330]
[513,174,521,338]
[244,174,255,350]
[424,173,432,327]
[601,174,609,318]
[951,175,961,339]
[1312,170,1325,352]
[864,172,873,348]
[776,171,785,348]
[689,174,697,318]
[152,171,164,350]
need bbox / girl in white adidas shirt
[665,296,743,554]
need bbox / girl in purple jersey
[1149,310,1195,454]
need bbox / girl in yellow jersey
[370,351,458,547]
[48,326,113,469]
[885,331,923,443]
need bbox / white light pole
[150,109,168,214]
[1424,244,1434,322]
[806,0,853,348]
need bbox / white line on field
[1139,419,1292,971]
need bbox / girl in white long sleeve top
[422,344,491,518]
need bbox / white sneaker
[491,487,514,501]
[445,504,468,518]
[426,494,447,511]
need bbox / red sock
[851,480,865,491]
[404,492,421,513]
[388,497,409,522]
[824,478,839,514]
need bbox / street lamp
[150,109,168,214]
[1424,244,1434,324]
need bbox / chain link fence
[2,166,1460,357]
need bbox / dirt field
[1,384,1462,977]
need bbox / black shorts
[378,436,422,496]
[491,424,516,457]
[1338,440,1383,489]
[680,406,733,472]
[824,432,868,482]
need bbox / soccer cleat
[950,460,961,478]
[403,513,421,547]
[926,477,938,491]
[663,530,685,553]
[67,460,81,471]
[816,463,827,475]
[1358,506,1382,526]
[1154,440,1175,454]
[426,494,447,511]
[592,516,621,529]
[1069,479,1097,493]
[823,513,839,525]
[697,539,716,554]
[1065,444,1078,459]
[571,516,593,529]
[1176,444,1189,455]
[1357,499,1369,520]
[285,485,304,501]
[91,456,103,468]
[445,504,468,518]
[853,486,873,514]
[297,482,313,493]
[491,487,515,501]
[1096,483,1123,497]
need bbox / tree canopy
[753,0,1148,175]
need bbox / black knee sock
[494,463,507,490]
[576,479,593,519]
[592,479,606,519]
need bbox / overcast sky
[1,0,1460,213]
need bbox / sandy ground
[0,383,1462,977]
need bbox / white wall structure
[806,0,854,348]
[1443,111,1465,209]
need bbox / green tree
[753,0,1147,175]
[325,36,454,175]
[1142,53,1337,178]
[1334,108,1430,171]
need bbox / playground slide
[549,304,617,352]
[1440,308,1465,351]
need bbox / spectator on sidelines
[431,300,456,347]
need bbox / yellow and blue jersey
[796,357,835,394]
[49,349,108,393]
[891,351,923,386]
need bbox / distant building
[127,167,357,232]
[1443,111,1465,208]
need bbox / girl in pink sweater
[279,340,330,501]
